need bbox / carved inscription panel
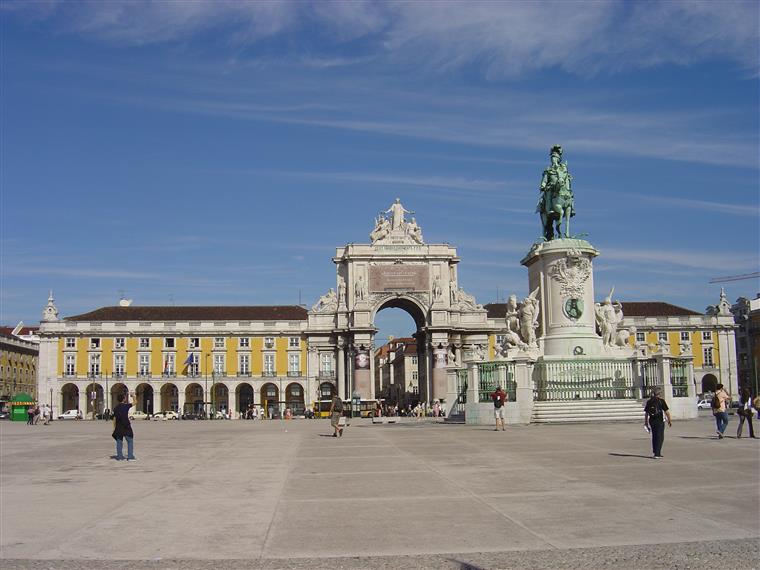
[369,265,429,292]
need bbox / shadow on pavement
[609,452,653,459]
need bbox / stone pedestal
[521,238,603,357]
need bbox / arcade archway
[61,383,78,412]
[261,383,279,418]
[236,383,254,414]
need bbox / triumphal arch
[306,198,492,403]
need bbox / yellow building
[0,330,39,403]
[36,302,334,419]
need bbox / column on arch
[337,343,346,400]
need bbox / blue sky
[1,1,758,342]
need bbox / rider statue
[536,145,575,241]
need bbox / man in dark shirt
[112,392,136,461]
[644,387,672,459]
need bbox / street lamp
[204,353,210,420]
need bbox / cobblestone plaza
[2,415,758,569]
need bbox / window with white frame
[702,331,712,341]
[320,353,333,373]
[90,337,101,349]
[189,337,200,349]
[186,353,199,376]
[65,337,76,349]
[264,353,275,375]
[213,354,225,375]
[139,354,150,376]
[264,337,275,349]
[289,354,300,374]
[703,347,714,367]
[114,354,125,376]
[239,354,250,375]
[64,354,76,376]
[412,370,419,381]
[89,353,101,376]
[411,356,418,365]
[163,353,176,375]
[139,337,150,349]
[239,337,250,348]
[658,332,668,341]
[680,331,690,341]
[214,337,225,349]
[636,332,646,342]
[114,337,125,349]
[288,337,300,348]
[164,337,175,349]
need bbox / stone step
[532,399,644,423]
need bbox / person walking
[112,392,136,461]
[490,386,507,431]
[644,387,672,459]
[712,383,731,439]
[26,406,34,425]
[329,394,344,437]
[736,387,756,439]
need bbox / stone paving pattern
[1,413,758,569]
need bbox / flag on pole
[183,353,196,366]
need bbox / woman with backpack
[644,387,672,459]
[329,394,344,437]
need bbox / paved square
[1,415,758,568]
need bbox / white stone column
[464,363,480,425]
[78,388,88,419]
[337,345,345,400]
[177,388,186,415]
[230,385,238,419]
[513,358,535,424]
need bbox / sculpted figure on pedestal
[338,279,347,306]
[504,294,527,349]
[370,215,391,243]
[457,287,483,310]
[432,275,443,301]
[354,275,367,301]
[536,145,575,241]
[407,217,423,244]
[386,198,413,230]
[519,288,541,347]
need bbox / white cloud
[601,247,758,272]
[5,1,758,75]
[620,193,759,218]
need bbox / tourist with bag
[736,387,756,439]
[490,386,507,431]
[644,387,672,459]
[329,394,344,438]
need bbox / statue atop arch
[370,198,424,245]
[537,145,575,241]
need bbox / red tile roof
[486,301,702,319]
[65,306,308,322]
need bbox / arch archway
[185,383,204,415]
[285,382,305,415]
[160,383,179,412]
[236,383,254,415]
[85,382,104,417]
[135,383,154,414]
[372,297,428,404]
[319,382,335,400]
[110,383,127,410]
[702,373,719,394]
[212,383,229,414]
[261,383,279,419]
[61,383,79,413]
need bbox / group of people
[644,382,757,459]
[26,404,52,425]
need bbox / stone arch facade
[306,200,491,403]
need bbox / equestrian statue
[536,145,575,240]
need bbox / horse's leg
[564,208,570,238]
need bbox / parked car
[58,409,80,420]
[0,410,10,420]
[152,410,179,421]
[128,410,150,421]
[697,399,712,410]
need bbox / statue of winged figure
[519,287,541,347]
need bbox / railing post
[513,357,535,424]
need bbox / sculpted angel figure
[519,288,540,347]
[407,217,423,244]
[312,288,338,312]
[595,287,623,347]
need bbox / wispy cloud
[601,247,758,272]
[621,193,759,217]
[6,1,758,75]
